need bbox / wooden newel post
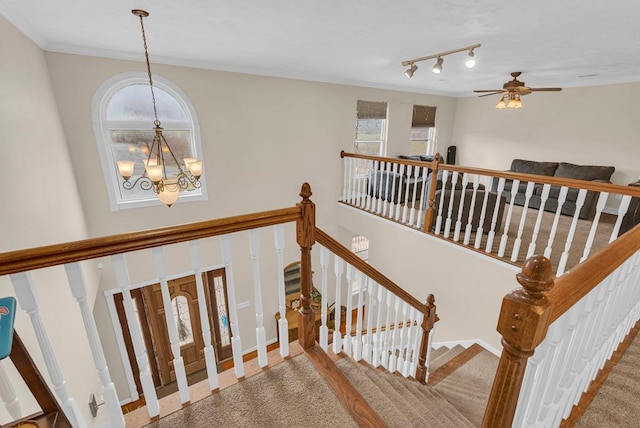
[297,183,317,350]
[415,294,437,384]
[423,153,441,232]
[482,255,555,428]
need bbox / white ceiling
[2,0,639,96]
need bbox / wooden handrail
[340,150,640,198]
[315,228,430,316]
[0,206,302,276]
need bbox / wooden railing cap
[516,255,555,300]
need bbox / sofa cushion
[553,162,615,182]
[397,155,423,161]
[510,159,559,176]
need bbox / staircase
[132,342,498,428]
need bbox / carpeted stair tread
[336,357,414,427]
[429,344,467,372]
[434,349,499,426]
[337,358,475,427]
[429,345,451,362]
[145,354,358,428]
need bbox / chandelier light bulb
[158,180,180,207]
[495,97,507,109]
[432,57,443,74]
[464,50,476,69]
[117,161,135,180]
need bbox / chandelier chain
[137,13,160,125]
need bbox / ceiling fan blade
[530,88,562,92]
[478,91,504,98]
[474,89,504,93]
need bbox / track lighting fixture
[405,63,418,79]
[401,44,480,78]
[464,49,476,69]
[432,57,443,74]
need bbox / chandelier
[116,9,203,207]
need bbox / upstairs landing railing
[0,183,437,428]
[340,151,640,276]
[482,223,640,427]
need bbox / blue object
[0,297,17,360]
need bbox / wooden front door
[142,276,206,384]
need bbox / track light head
[464,49,476,69]
[405,63,418,79]
[432,57,443,74]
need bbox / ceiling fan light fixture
[432,57,443,74]
[507,93,523,109]
[495,96,507,109]
[405,63,417,79]
[464,50,476,69]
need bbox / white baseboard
[432,339,501,357]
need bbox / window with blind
[355,100,388,156]
[410,105,437,156]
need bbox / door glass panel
[213,276,231,346]
[171,295,194,346]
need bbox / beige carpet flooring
[576,333,640,427]
[144,354,357,428]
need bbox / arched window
[93,72,207,210]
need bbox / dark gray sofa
[492,159,615,220]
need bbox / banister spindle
[482,255,555,428]
[319,245,330,351]
[332,256,345,354]
[296,183,317,349]
[189,240,220,391]
[221,235,245,378]
[0,360,21,420]
[10,272,86,427]
[249,230,268,368]
[64,262,124,427]
[498,179,520,257]
[152,247,190,405]
[372,285,385,367]
[415,294,436,384]
[274,224,289,357]
[344,264,355,357]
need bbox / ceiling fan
[474,72,562,108]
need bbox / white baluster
[248,230,268,368]
[353,273,365,361]
[104,295,138,401]
[474,179,491,248]
[464,175,480,244]
[511,181,536,261]
[453,173,469,241]
[557,189,588,275]
[381,293,394,369]
[378,161,388,215]
[370,160,380,213]
[611,195,632,241]
[389,163,400,220]
[64,263,124,426]
[152,247,190,405]
[408,166,420,226]
[319,246,330,352]
[402,306,415,377]
[0,360,21,420]
[332,256,345,354]
[411,312,425,377]
[273,225,289,357]
[401,166,413,223]
[220,235,245,378]
[389,296,401,373]
[357,161,366,209]
[341,156,349,202]
[344,265,355,357]
[526,184,551,259]
[372,286,385,367]
[112,255,158,417]
[397,303,409,376]
[498,179,520,257]
[363,281,376,363]
[443,171,459,238]
[434,170,449,235]
[188,241,220,391]
[10,272,86,427]
[580,192,609,262]
[544,186,569,259]
[395,164,406,222]
[486,177,506,252]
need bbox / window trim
[92,72,208,211]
